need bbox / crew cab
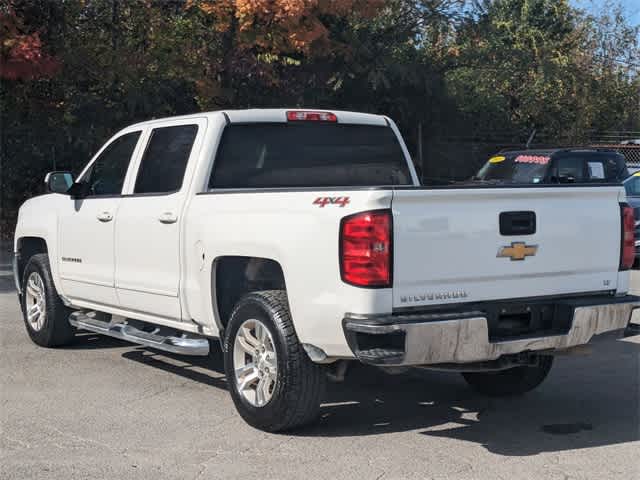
[13,109,640,432]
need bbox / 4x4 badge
[313,196,350,208]
[497,242,538,261]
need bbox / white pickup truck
[13,109,640,432]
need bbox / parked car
[623,172,640,262]
[475,148,628,184]
[13,109,640,432]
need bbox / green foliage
[446,0,639,140]
[1,0,639,237]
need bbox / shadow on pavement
[68,333,227,384]
[0,260,16,293]
[64,332,135,350]
[0,276,16,294]
[295,339,640,457]
[0,240,16,293]
[65,330,640,457]
[121,342,228,389]
[47,313,640,457]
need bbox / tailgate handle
[500,211,536,235]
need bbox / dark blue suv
[476,149,628,184]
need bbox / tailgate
[391,187,623,309]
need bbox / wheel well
[17,237,48,284]
[213,256,286,330]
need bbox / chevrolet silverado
[13,109,640,431]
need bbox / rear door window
[587,161,606,180]
[134,125,198,195]
[594,154,627,181]
[553,154,623,182]
[208,123,411,189]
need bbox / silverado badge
[497,242,538,261]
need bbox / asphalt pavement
[0,248,638,480]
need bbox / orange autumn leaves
[187,0,384,55]
[0,7,59,80]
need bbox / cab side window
[551,156,585,182]
[586,160,607,180]
[83,132,141,196]
[133,125,198,195]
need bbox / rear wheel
[21,254,75,347]
[223,290,326,432]
[461,356,554,397]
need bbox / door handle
[96,211,113,223]
[499,211,536,235]
[158,212,178,224]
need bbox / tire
[20,253,75,347]
[461,356,554,397]
[223,290,326,432]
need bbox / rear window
[208,123,411,189]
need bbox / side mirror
[67,181,88,199]
[45,171,74,194]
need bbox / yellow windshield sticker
[634,171,640,177]
[489,156,506,164]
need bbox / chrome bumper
[344,296,640,366]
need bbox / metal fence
[590,144,640,167]
[417,132,640,182]
[420,140,577,181]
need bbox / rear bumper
[343,295,640,366]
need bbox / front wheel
[21,253,75,347]
[223,290,326,432]
[461,356,554,397]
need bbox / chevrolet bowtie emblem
[497,242,538,261]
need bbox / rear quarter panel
[183,189,393,357]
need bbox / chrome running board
[69,311,210,356]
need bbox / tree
[0,2,59,80]
[445,0,592,139]
[189,0,383,54]
[444,0,640,141]
[1,0,639,238]
[582,0,640,132]
[183,0,387,108]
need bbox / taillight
[340,210,392,287]
[620,204,635,270]
[286,110,338,122]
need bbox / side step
[69,311,210,356]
